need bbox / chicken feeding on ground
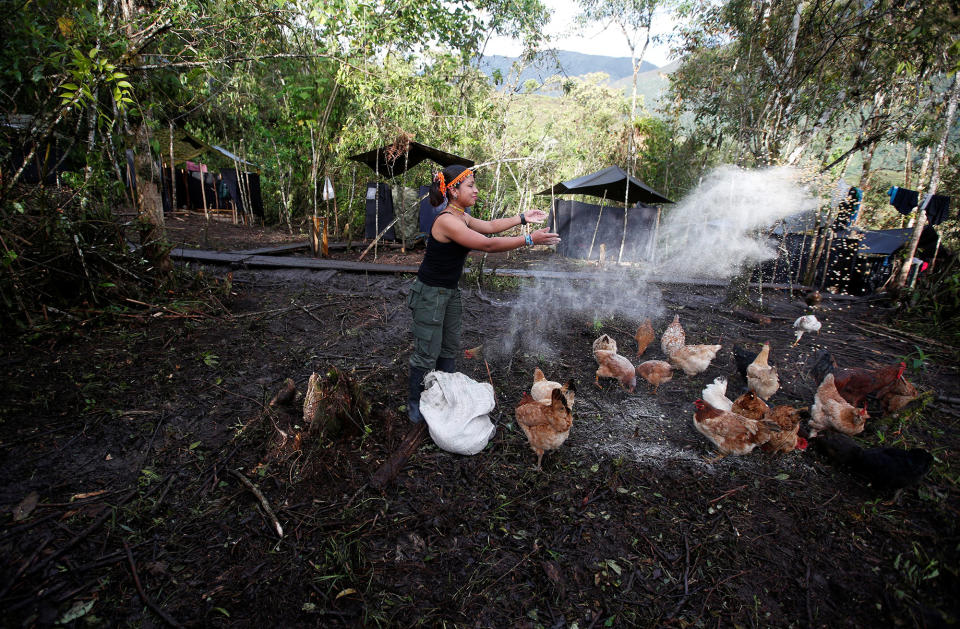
[661,314,685,357]
[595,349,637,391]
[634,319,655,357]
[530,367,576,409]
[762,405,808,453]
[746,341,779,400]
[669,343,722,376]
[693,399,779,462]
[733,345,760,379]
[792,314,821,346]
[808,349,837,384]
[731,390,770,420]
[592,334,618,360]
[809,373,870,437]
[881,378,919,414]
[702,376,734,411]
[808,350,908,410]
[813,432,933,489]
[515,389,574,470]
[635,360,672,393]
[805,290,822,308]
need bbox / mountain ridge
[477,49,659,87]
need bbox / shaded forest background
[1,0,959,339]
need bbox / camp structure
[155,128,263,223]
[754,223,947,295]
[348,140,474,247]
[538,166,673,263]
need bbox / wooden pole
[587,190,608,261]
[168,122,176,212]
[198,164,209,220]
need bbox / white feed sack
[419,371,496,455]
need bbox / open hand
[531,227,561,246]
[523,209,549,224]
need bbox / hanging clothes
[922,194,951,226]
[888,186,919,215]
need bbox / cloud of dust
[655,165,818,279]
[493,165,816,359]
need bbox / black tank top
[417,211,471,288]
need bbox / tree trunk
[895,76,958,289]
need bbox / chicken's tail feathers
[533,367,546,382]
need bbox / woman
[406,164,561,423]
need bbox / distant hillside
[478,50,658,88]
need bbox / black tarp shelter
[348,141,474,179]
[538,166,673,206]
[349,141,474,242]
[539,166,672,262]
[551,200,659,262]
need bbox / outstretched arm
[468,209,549,235]
[434,214,560,253]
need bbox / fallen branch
[357,217,400,261]
[370,422,428,489]
[124,540,184,628]
[228,469,283,538]
[731,308,772,325]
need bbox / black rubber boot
[436,356,457,373]
[407,366,430,423]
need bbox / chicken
[813,432,933,489]
[880,378,919,414]
[808,350,907,409]
[635,360,672,393]
[792,314,821,346]
[595,349,637,391]
[668,344,722,376]
[634,319,655,357]
[692,399,777,461]
[804,290,822,308]
[745,341,779,400]
[515,389,574,470]
[807,349,837,385]
[592,334,618,360]
[702,376,733,411]
[809,373,870,438]
[761,405,808,453]
[660,314,685,357]
[731,390,769,420]
[733,344,760,379]
[833,362,907,409]
[530,367,576,409]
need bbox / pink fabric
[185,161,207,173]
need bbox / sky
[484,0,677,67]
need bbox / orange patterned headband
[435,169,473,195]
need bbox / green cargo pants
[407,278,462,370]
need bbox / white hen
[702,376,734,411]
[792,315,821,346]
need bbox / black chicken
[813,432,933,489]
[733,344,760,379]
[807,349,837,385]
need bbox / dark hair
[428,164,471,207]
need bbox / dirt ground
[1,212,959,627]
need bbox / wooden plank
[233,242,311,255]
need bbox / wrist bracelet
[524,234,533,246]
[520,213,527,226]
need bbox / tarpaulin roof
[153,129,258,169]
[348,141,474,179]
[859,226,941,257]
[859,228,913,256]
[537,165,673,205]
